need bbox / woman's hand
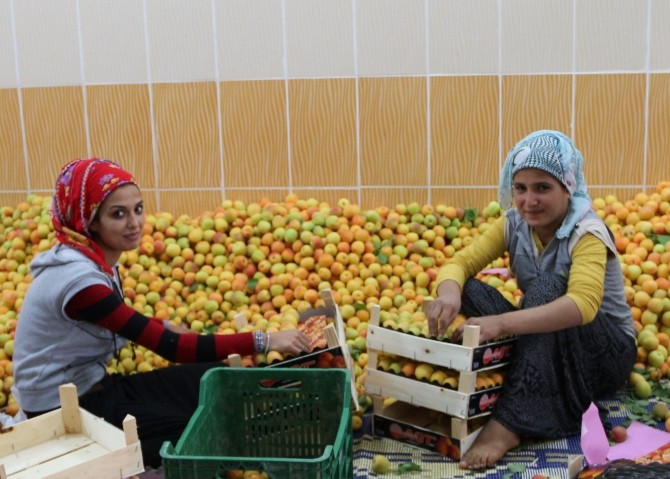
[427,281,463,338]
[450,315,505,344]
[268,329,311,356]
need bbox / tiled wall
[0,0,669,217]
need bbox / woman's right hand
[427,281,462,338]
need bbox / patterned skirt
[460,273,636,439]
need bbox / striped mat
[352,393,649,479]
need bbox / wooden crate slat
[79,409,127,451]
[2,434,94,476]
[365,368,469,417]
[0,410,65,456]
[42,444,144,479]
[366,324,476,370]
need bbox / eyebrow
[107,200,143,211]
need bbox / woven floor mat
[352,393,645,478]
[353,415,583,478]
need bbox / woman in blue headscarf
[427,130,636,469]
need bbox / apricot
[609,425,628,443]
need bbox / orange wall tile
[292,188,358,208]
[153,82,221,189]
[647,74,670,188]
[0,193,33,209]
[158,190,221,218]
[502,75,573,154]
[223,188,291,206]
[88,84,156,190]
[0,89,27,191]
[361,188,428,210]
[2,73,668,217]
[220,80,289,189]
[588,187,643,203]
[289,79,358,187]
[574,74,646,186]
[23,86,88,190]
[431,76,499,187]
[432,187,499,211]
[359,77,427,186]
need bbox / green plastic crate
[160,367,353,479]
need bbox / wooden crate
[365,303,515,372]
[371,396,487,460]
[365,350,501,419]
[0,384,144,479]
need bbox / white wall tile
[650,0,670,71]
[0,0,17,88]
[147,0,216,82]
[576,0,647,72]
[286,0,355,78]
[80,0,148,84]
[429,0,498,75]
[14,0,81,87]
[215,0,284,81]
[502,0,573,74]
[357,0,427,76]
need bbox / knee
[521,272,567,309]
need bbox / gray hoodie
[12,245,126,412]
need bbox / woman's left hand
[451,315,505,344]
[269,329,312,356]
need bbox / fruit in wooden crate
[414,363,434,381]
[429,369,448,385]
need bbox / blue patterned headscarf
[498,130,592,239]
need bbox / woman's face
[512,168,570,243]
[89,184,144,266]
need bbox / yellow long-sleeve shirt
[435,216,607,324]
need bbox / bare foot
[458,419,520,470]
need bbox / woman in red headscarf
[13,158,310,468]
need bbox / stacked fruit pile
[1,184,670,419]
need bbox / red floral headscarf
[51,158,137,276]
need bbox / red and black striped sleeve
[64,284,255,362]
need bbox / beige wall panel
[220,80,288,188]
[289,79,357,187]
[224,189,290,207]
[431,76,499,187]
[502,75,573,156]
[432,188,497,211]
[0,193,32,208]
[574,74,645,186]
[647,74,670,188]
[0,89,27,190]
[158,190,221,219]
[23,86,88,190]
[88,84,155,190]
[153,82,220,189]
[502,0,572,74]
[575,0,646,72]
[360,188,428,211]
[291,189,358,208]
[359,77,427,187]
